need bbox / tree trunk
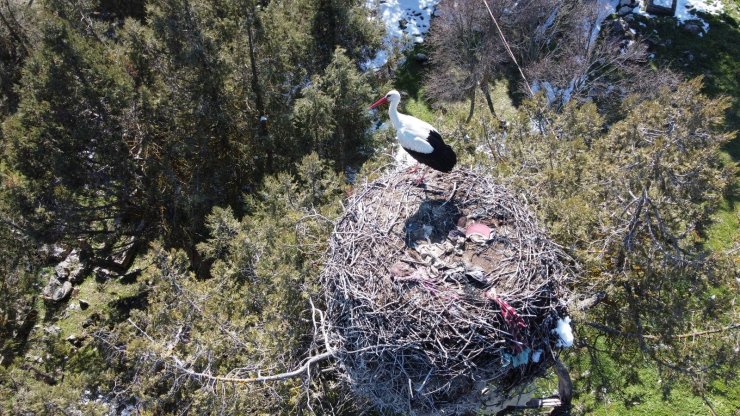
[245,14,272,170]
[246,18,264,124]
[480,80,497,118]
[466,87,476,123]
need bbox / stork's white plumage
[370,90,457,174]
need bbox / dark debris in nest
[321,167,575,415]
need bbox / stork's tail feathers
[433,144,456,173]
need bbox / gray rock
[43,277,73,301]
[54,250,84,282]
[67,334,84,348]
[618,5,634,15]
[94,267,114,280]
[40,244,71,261]
[414,53,428,63]
[44,325,61,336]
[683,22,703,35]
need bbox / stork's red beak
[369,96,389,110]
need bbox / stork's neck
[388,100,402,130]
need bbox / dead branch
[583,321,739,340]
[170,351,334,384]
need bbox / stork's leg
[406,163,421,174]
[413,166,428,186]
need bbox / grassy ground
[2,273,145,413]
[52,274,145,340]
[575,367,738,416]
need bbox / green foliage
[3,17,140,246]
[293,48,374,168]
[0,0,36,116]
[96,153,345,414]
[1,0,737,413]
[310,0,382,69]
[464,78,737,405]
[0,0,377,412]
[639,12,740,149]
[0,220,38,368]
[568,344,739,415]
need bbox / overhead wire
[481,0,535,97]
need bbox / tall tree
[310,0,381,70]
[3,18,142,249]
[101,153,346,414]
[293,47,373,168]
[0,0,35,116]
[140,0,252,255]
[479,78,737,403]
[427,0,557,121]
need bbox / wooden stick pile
[321,168,574,415]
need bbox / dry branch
[169,351,334,384]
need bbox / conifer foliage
[0,0,737,414]
[0,0,376,413]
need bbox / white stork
[370,90,457,178]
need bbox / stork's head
[369,90,401,109]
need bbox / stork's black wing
[403,130,457,173]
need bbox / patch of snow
[636,0,725,32]
[531,80,557,104]
[364,0,440,69]
[561,79,577,104]
[534,6,561,41]
[589,0,621,49]
[422,224,433,240]
[553,316,574,348]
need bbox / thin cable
[482,0,535,97]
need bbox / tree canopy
[0,0,737,414]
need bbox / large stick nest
[321,168,574,415]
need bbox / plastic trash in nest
[553,316,574,348]
[465,222,493,244]
[502,348,531,368]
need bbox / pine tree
[102,153,345,414]
[477,78,736,398]
[310,0,381,70]
[135,0,254,256]
[293,47,373,168]
[3,17,142,249]
[0,0,35,116]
